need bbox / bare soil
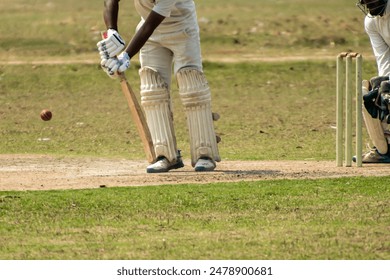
[0,154,389,191]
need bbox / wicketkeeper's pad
[362,79,389,154]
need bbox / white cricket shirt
[364,2,390,76]
[134,0,197,32]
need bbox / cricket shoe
[353,147,390,163]
[194,157,216,172]
[146,153,184,173]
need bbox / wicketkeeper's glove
[363,87,379,119]
[363,76,390,123]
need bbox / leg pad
[176,67,221,166]
[140,67,179,163]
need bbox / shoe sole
[146,161,184,173]
[194,166,215,172]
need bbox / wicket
[336,52,363,167]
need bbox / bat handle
[118,72,127,81]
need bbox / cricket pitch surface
[1,154,389,191]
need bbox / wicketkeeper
[97,0,220,172]
[355,0,390,163]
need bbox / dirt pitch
[0,154,389,191]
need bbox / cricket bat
[118,72,156,163]
[100,31,155,163]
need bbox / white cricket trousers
[139,26,203,88]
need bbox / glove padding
[97,29,125,61]
[363,76,390,122]
[101,51,130,79]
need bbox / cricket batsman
[97,0,221,172]
[355,0,390,163]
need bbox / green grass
[1,177,389,260]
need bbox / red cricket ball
[40,109,52,121]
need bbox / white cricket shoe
[146,156,184,173]
[194,157,216,172]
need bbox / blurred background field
[0,0,375,61]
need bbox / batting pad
[139,67,178,163]
[176,67,221,166]
[362,82,388,154]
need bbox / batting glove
[101,52,130,78]
[97,29,125,60]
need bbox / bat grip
[118,72,127,82]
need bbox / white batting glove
[97,29,125,60]
[101,52,130,78]
[117,52,130,72]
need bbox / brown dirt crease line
[0,154,388,191]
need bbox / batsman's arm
[102,0,165,59]
[123,10,165,58]
[103,0,120,31]
[103,0,165,61]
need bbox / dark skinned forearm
[102,1,165,59]
[125,10,165,59]
[103,0,120,31]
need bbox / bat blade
[100,32,155,163]
[119,73,156,163]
